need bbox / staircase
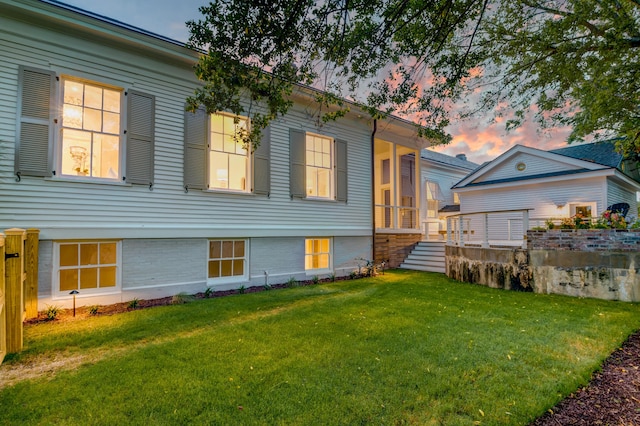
[399,241,446,273]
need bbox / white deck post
[482,213,489,248]
[446,217,452,244]
[458,215,464,246]
[522,210,529,249]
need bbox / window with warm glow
[305,238,331,271]
[60,78,121,179]
[208,240,247,280]
[209,113,250,191]
[306,134,333,199]
[57,241,119,293]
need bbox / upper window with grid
[305,134,333,199]
[60,78,122,180]
[209,113,250,192]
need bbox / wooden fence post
[0,233,5,365]
[5,228,26,354]
[25,229,40,319]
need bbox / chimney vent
[455,153,467,161]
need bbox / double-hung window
[60,78,122,179]
[289,129,348,202]
[184,110,271,195]
[305,134,333,199]
[15,66,155,185]
[209,113,250,191]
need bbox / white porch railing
[375,204,420,230]
[445,209,535,249]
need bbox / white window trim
[305,132,335,201]
[206,239,250,286]
[304,237,333,274]
[206,112,252,194]
[55,75,125,183]
[569,202,597,217]
[52,240,122,300]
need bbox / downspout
[371,119,377,261]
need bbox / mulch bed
[531,330,640,425]
[24,280,640,424]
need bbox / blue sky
[60,0,570,163]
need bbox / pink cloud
[432,108,573,164]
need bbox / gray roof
[439,204,461,213]
[460,168,594,188]
[549,140,622,168]
[454,139,639,189]
[421,149,479,171]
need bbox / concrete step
[399,264,446,273]
[412,247,445,256]
[403,258,446,268]
[400,241,447,273]
[407,250,445,257]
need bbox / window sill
[204,188,255,196]
[207,275,248,286]
[300,197,338,203]
[46,176,130,187]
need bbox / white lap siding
[1,5,374,308]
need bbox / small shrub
[127,298,140,309]
[530,226,546,231]
[349,271,358,280]
[238,285,246,294]
[88,305,100,315]
[172,292,194,305]
[263,284,272,291]
[204,287,213,298]
[286,277,298,288]
[329,273,336,282]
[312,275,320,284]
[358,258,378,277]
[44,305,61,321]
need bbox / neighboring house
[451,141,640,243]
[420,150,478,239]
[0,0,430,308]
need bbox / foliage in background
[546,210,639,230]
[187,0,640,155]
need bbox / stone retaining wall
[444,229,640,302]
[446,245,531,291]
[528,229,640,301]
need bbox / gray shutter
[289,128,306,198]
[184,107,208,191]
[15,66,56,178]
[253,126,271,196]
[126,90,155,186]
[335,139,348,202]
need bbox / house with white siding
[450,141,640,244]
[420,150,478,239]
[0,0,431,308]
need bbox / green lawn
[1,270,639,425]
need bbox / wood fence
[0,228,39,365]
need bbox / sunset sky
[62,0,573,164]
